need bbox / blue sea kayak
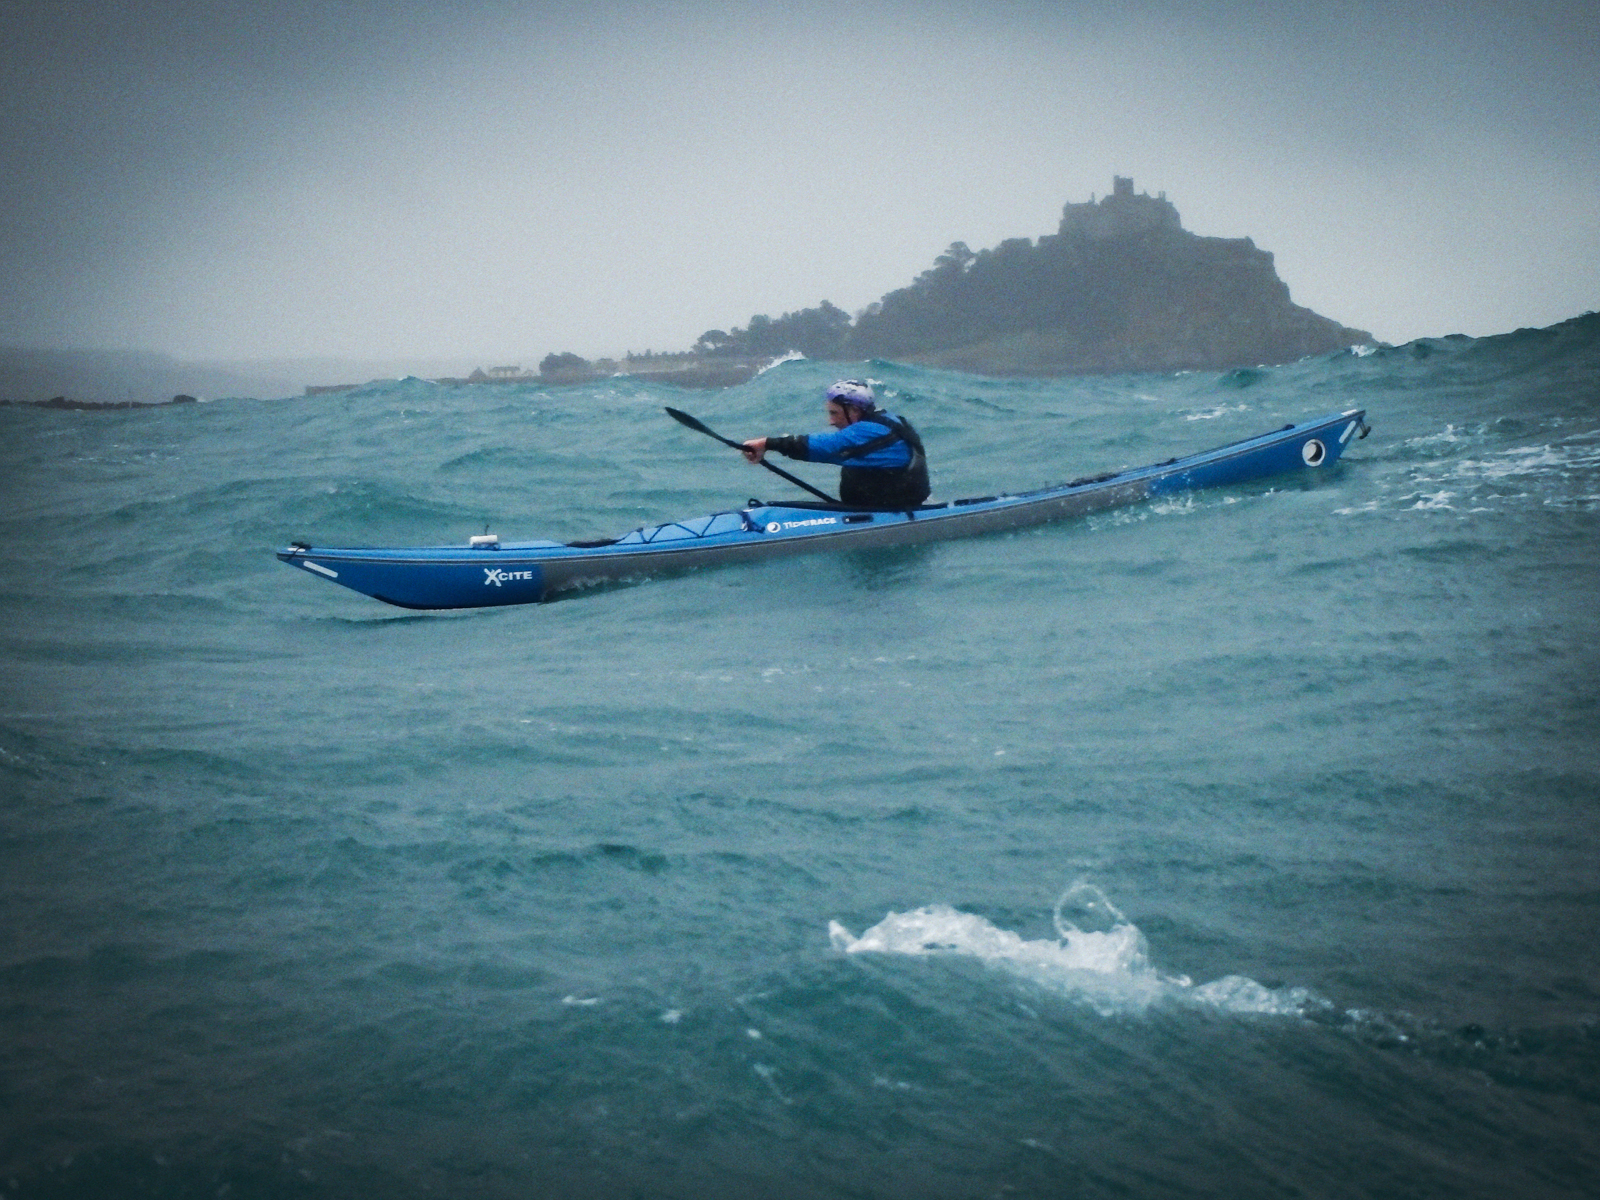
[278,408,1369,609]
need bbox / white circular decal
[1301,438,1326,465]
[765,521,782,533]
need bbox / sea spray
[831,882,1333,1018]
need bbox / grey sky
[2,0,1596,363]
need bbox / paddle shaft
[664,407,837,503]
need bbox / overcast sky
[2,0,1595,364]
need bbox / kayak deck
[278,408,1370,609]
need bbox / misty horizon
[3,0,1596,366]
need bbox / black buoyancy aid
[833,412,931,509]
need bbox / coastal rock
[687,179,1371,379]
[0,393,202,410]
[849,178,1371,374]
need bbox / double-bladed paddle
[664,406,838,504]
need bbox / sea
[2,314,1598,1199]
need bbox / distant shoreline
[306,357,766,395]
[0,393,200,411]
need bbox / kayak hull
[278,409,1369,609]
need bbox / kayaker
[741,380,931,508]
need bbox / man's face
[825,400,852,429]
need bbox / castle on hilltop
[1058,176,1184,240]
[842,175,1372,374]
[512,176,1372,384]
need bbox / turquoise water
[2,316,1598,1198]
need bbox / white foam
[1452,441,1600,486]
[1185,403,1249,421]
[1411,490,1457,510]
[1396,433,1600,512]
[830,882,1328,1020]
[752,1061,791,1102]
[1190,975,1323,1016]
[757,351,806,374]
[1148,495,1199,516]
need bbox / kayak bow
[278,409,1370,609]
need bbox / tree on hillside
[693,329,736,355]
[850,233,1131,356]
[695,300,852,360]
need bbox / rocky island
[848,178,1371,374]
[320,180,1370,393]
[646,178,1370,381]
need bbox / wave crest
[830,883,1327,1019]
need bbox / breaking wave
[830,881,1326,1019]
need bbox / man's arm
[742,434,807,463]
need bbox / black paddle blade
[665,406,744,449]
[663,405,704,432]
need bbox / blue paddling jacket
[765,410,931,509]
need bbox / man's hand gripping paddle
[664,407,838,504]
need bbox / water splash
[830,882,1328,1019]
[757,351,807,374]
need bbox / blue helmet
[825,379,875,410]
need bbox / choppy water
[2,315,1598,1198]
